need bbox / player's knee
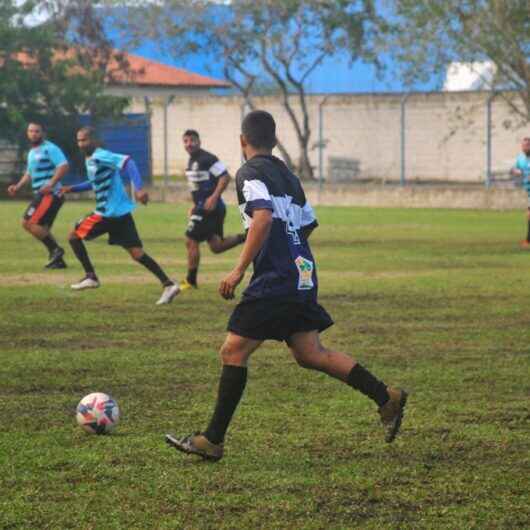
[68,231,79,242]
[292,346,327,371]
[209,241,223,254]
[129,248,144,261]
[22,219,32,231]
[219,342,246,365]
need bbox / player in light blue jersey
[7,122,69,268]
[510,137,530,248]
[61,126,179,305]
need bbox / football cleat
[179,279,197,291]
[45,246,65,268]
[71,276,100,290]
[378,387,408,443]
[156,283,180,305]
[165,433,223,462]
[520,240,530,249]
[47,258,67,269]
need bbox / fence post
[162,95,175,202]
[318,95,330,204]
[400,93,410,186]
[486,92,497,188]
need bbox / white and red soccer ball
[76,392,120,434]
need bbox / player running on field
[510,136,530,248]
[61,126,179,305]
[166,111,408,461]
[180,129,246,290]
[7,122,69,269]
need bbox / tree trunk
[297,138,314,181]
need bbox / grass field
[1,200,529,529]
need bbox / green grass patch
[1,200,529,529]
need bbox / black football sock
[137,253,173,286]
[526,220,530,242]
[187,267,198,286]
[347,364,389,407]
[204,365,248,445]
[41,235,59,253]
[69,238,96,276]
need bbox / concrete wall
[126,91,528,182]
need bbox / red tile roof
[10,49,230,89]
[110,52,230,88]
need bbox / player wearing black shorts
[60,127,179,305]
[7,122,69,269]
[166,111,408,461]
[180,130,245,290]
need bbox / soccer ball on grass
[76,392,120,434]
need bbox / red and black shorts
[23,194,64,227]
[74,212,143,248]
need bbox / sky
[18,1,446,94]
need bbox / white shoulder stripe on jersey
[242,179,271,202]
[239,194,316,231]
[209,160,228,177]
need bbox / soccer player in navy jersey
[166,111,408,461]
[61,126,179,305]
[180,130,245,290]
[7,122,69,269]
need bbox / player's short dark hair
[28,121,45,131]
[183,129,200,139]
[77,126,98,140]
[241,110,277,150]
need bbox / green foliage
[120,0,382,179]
[0,0,129,170]
[1,201,530,528]
[391,0,530,122]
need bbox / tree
[120,0,380,179]
[390,0,530,123]
[0,0,129,172]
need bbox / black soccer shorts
[185,205,226,243]
[227,296,334,344]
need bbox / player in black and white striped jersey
[181,130,245,290]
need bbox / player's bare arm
[7,173,31,196]
[39,162,69,195]
[204,174,230,212]
[219,208,272,300]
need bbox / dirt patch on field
[0,271,227,287]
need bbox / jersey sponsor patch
[295,256,314,290]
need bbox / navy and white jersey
[186,149,228,208]
[236,154,319,301]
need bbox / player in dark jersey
[7,122,69,269]
[180,130,245,290]
[166,111,408,461]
